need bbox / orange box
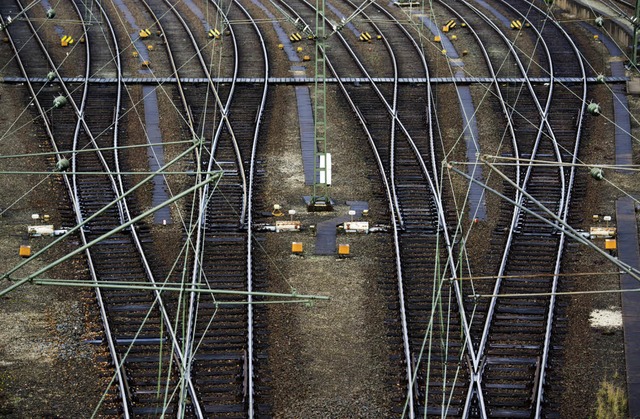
[19,245,31,258]
[291,242,303,254]
[338,244,350,255]
[605,239,617,250]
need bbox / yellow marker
[19,245,31,258]
[61,35,74,47]
[292,242,303,254]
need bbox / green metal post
[633,0,640,68]
[311,0,331,210]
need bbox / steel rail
[227,1,270,416]
[510,0,588,414]
[452,0,587,415]
[447,2,563,415]
[2,2,133,416]
[15,0,209,414]
[144,0,240,415]
[417,2,523,414]
[277,1,485,413]
[148,0,269,414]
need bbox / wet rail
[2,0,209,415]
[442,0,589,416]
[142,0,270,414]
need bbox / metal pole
[31,279,330,299]
[311,0,331,210]
[0,142,200,283]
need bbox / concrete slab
[616,197,640,418]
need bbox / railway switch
[289,32,302,42]
[359,32,372,42]
[511,20,523,30]
[60,35,73,47]
[139,29,151,38]
[208,29,221,39]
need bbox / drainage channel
[113,0,172,224]
[415,12,487,220]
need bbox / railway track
[0,0,627,416]
[139,0,271,414]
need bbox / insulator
[595,16,604,27]
[587,102,601,115]
[46,71,56,81]
[55,158,70,172]
[590,167,604,180]
[46,8,56,19]
[53,95,67,108]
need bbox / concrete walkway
[616,197,640,418]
